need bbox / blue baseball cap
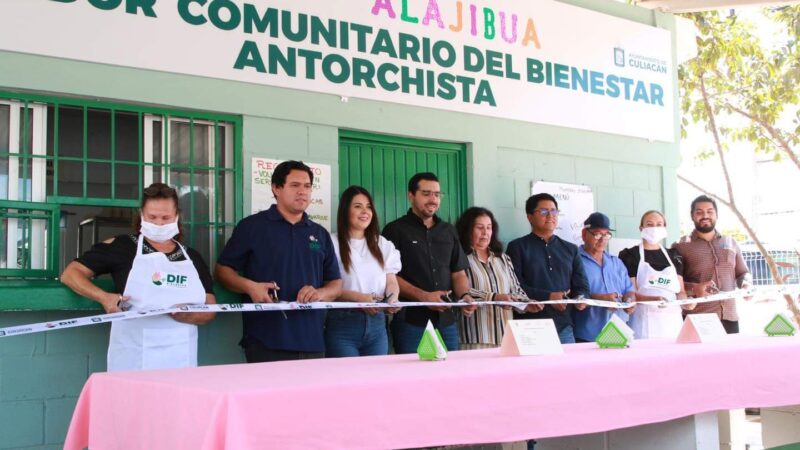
[583,212,615,231]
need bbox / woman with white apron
[619,210,694,339]
[61,183,216,371]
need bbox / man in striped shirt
[672,195,752,334]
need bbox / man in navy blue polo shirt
[507,193,590,344]
[573,212,636,343]
[215,160,342,362]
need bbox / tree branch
[699,75,738,211]
[726,103,800,172]
[680,10,800,324]
[676,174,731,209]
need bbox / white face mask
[641,226,668,244]
[140,217,179,243]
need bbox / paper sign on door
[676,313,727,343]
[500,319,563,356]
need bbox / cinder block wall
[0,313,243,450]
[493,149,669,242]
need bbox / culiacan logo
[621,50,668,74]
[151,272,189,288]
[614,48,625,67]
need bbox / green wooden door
[339,131,467,227]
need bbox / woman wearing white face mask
[61,183,216,371]
[618,210,694,339]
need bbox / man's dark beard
[695,224,715,233]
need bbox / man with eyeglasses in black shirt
[382,172,477,353]
[507,193,590,344]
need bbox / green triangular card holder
[417,328,447,361]
[595,321,630,349]
[765,313,797,337]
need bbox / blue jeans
[558,325,576,344]
[390,319,460,354]
[325,310,389,357]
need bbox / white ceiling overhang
[635,0,799,13]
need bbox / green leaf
[680,8,799,164]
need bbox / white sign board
[0,0,673,142]
[676,313,727,344]
[531,181,594,246]
[500,319,563,356]
[251,158,332,230]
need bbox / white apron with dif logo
[629,244,683,340]
[107,235,205,372]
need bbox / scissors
[267,283,287,319]
[440,292,457,303]
[116,295,132,312]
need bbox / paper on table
[676,313,727,343]
[500,319,563,356]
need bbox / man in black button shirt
[507,193,590,344]
[382,172,477,353]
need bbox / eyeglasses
[534,208,560,217]
[419,190,445,198]
[590,232,613,241]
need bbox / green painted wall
[0,312,243,449]
[0,1,680,447]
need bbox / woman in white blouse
[325,186,401,357]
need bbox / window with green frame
[0,93,242,279]
[0,201,59,278]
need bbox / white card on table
[609,314,635,341]
[676,313,727,343]
[500,319,563,356]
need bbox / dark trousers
[721,319,739,334]
[242,337,324,363]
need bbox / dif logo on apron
[151,271,189,288]
[646,274,673,289]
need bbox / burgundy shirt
[671,230,750,321]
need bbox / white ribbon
[2,285,798,338]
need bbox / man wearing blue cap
[573,212,636,342]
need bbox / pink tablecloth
[64,335,800,450]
